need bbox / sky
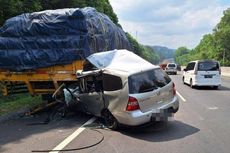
[109,0,230,49]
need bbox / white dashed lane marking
[176,91,186,102]
[49,117,96,153]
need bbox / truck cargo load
[0,7,131,97]
[0,7,131,71]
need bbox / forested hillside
[126,34,160,64]
[151,46,175,62]
[175,8,230,66]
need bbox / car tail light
[126,96,140,111]
[173,82,176,95]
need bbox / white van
[183,60,221,89]
[165,63,177,75]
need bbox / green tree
[174,47,190,65]
[174,47,190,57]
[22,0,42,13]
[126,33,142,56]
[194,34,217,59]
[175,8,230,66]
[213,8,230,66]
[0,0,118,26]
[0,0,24,24]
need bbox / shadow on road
[0,111,92,152]
[194,86,230,91]
[120,120,200,142]
[182,83,230,91]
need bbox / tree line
[126,33,160,64]
[0,0,118,26]
[175,8,230,66]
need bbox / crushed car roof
[87,49,158,75]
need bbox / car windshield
[168,64,176,67]
[128,68,171,94]
[198,61,219,71]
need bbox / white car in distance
[183,60,221,89]
[165,63,177,75]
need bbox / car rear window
[168,64,176,67]
[128,68,171,94]
[198,61,219,71]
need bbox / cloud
[109,0,229,49]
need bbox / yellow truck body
[0,60,83,96]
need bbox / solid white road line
[49,117,96,153]
[176,91,186,102]
[208,106,218,110]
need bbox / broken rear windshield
[128,68,171,94]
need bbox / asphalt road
[0,73,230,153]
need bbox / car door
[184,62,195,84]
[77,75,105,117]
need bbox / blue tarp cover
[0,7,131,71]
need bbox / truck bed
[0,60,83,96]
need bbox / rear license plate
[204,75,212,78]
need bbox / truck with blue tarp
[0,7,131,97]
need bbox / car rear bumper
[193,79,221,86]
[165,69,177,73]
[114,96,179,126]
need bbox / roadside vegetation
[0,94,42,116]
[175,8,230,66]
[126,33,160,64]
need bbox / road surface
[0,73,230,153]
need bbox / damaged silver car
[63,49,179,129]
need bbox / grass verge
[0,94,43,116]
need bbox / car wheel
[213,86,219,90]
[172,107,179,113]
[190,79,194,88]
[182,77,185,84]
[102,109,119,130]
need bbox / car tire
[190,79,194,88]
[213,86,219,90]
[102,109,119,130]
[172,107,179,113]
[182,77,185,84]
